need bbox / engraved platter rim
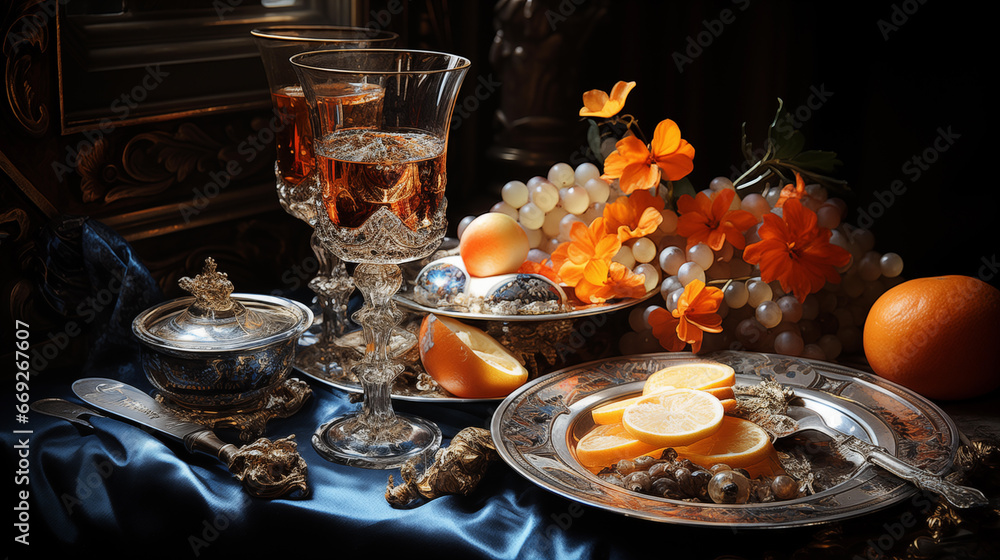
[490,350,960,528]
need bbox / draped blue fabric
[4,217,809,560]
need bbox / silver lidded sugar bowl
[132,258,313,413]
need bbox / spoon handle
[840,437,988,509]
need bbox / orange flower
[647,279,723,353]
[517,260,562,284]
[675,188,758,251]
[602,189,665,241]
[550,217,621,288]
[742,198,852,302]
[775,172,806,208]
[575,261,648,304]
[579,81,635,118]
[602,119,695,194]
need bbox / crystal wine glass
[251,26,397,376]
[292,49,469,468]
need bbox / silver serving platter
[491,350,959,528]
[394,289,657,322]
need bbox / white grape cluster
[457,161,664,294]
[622,177,905,362]
[468,162,905,364]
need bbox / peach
[459,213,529,277]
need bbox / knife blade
[71,377,238,460]
[31,397,106,430]
[71,378,309,499]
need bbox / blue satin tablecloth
[5,217,993,560]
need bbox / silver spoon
[778,405,988,509]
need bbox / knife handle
[184,430,239,466]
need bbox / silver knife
[31,397,106,430]
[71,378,309,499]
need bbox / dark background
[446,0,995,288]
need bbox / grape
[558,213,584,241]
[746,278,773,307]
[677,262,705,286]
[850,227,876,253]
[634,263,660,292]
[776,295,803,323]
[799,319,821,343]
[841,271,866,298]
[547,162,575,188]
[755,300,782,328]
[518,202,545,230]
[660,275,683,300]
[816,203,841,229]
[764,186,782,207]
[658,209,679,234]
[838,325,863,354]
[774,330,804,356]
[817,334,842,360]
[542,206,568,238]
[825,197,848,219]
[631,237,657,263]
[574,162,601,186]
[629,306,650,332]
[858,251,882,282]
[805,183,828,204]
[665,287,684,312]
[456,215,476,240]
[560,185,590,215]
[687,243,714,270]
[740,193,770,220]
[613,245,636,268]
[520,224,543,248]
[542,236,562,254]
[658,246,686,275]
[801,343,826,360]
[582,202,605,224]
[639,305,662,330]
[709,176,734,191]
[880,252,904,278]
[723,281,749,308]
[530,181,560,212]
[490,201,519,220]
[583,177,611,203]
[501,180,529,208]
[525,175,549,189]
[801,294,820,320]
[736,318,767,348]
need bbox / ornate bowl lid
[132,258,313,353]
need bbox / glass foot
[312,412,442,469]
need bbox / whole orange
[863,275,1000,400]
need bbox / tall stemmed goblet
[251,26,398,376]
[292,49,469,468]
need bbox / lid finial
[179,257,236,311]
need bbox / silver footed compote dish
[291,48,469,469]
[491,350,966,528]
[252,26,397,378]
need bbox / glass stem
[351,262,405,434]
[308,230,354,346]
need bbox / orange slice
[642,361,736,395]
[575,423,661,469]
[418,314,528,398]
[621,388,725,448]
[673,416,778,476]
[591,385,737,426]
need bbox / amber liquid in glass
[272,83,385,188]
[316,128,446,231]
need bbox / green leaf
[789,150,842,173]
[671,177,696,200]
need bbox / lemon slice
[621,388,725,448]
[642,362,736,395]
